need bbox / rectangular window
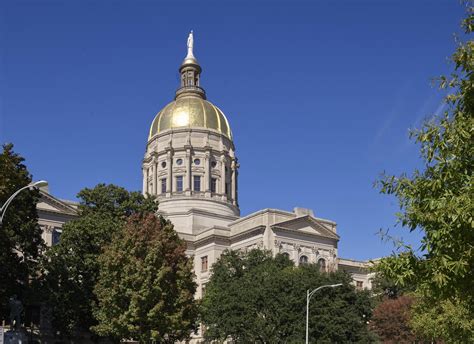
[211,178,217,193]
[176,176,183,192]
[52,229,62,245]
[201,256,208,272]
[356,281,363,290]
[194,176,201,192]
[161,178,166,194]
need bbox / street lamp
[0,180,48,226]
[306,283,342,344]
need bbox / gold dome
[148,96,232,140]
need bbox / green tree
[41,184,157,338]
[0,143,44,317]
[201,249,374,343]
[376,3,473,309]
[410,295,474,343]
[92,213,197,343]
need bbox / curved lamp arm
[0,180,48,225]
[306,283,342,344]
[307,283,343,301]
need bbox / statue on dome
[187,30,194,58]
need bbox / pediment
[272,216,339,240]
[37,191,78,216]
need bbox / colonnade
[142,149,238,206]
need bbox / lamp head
[28,180,48,190]
[32,180,48,188]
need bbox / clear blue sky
[0,0,465,260]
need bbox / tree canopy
[0,143,44,317]
[375,4,474,341]
[41,183,157,337]
[377,4,473,302]
[201,249,374,343]
[92,213,198,343]
[369,295,419,343]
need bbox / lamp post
[305,283,342,344]
[0,180,48,226]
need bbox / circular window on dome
[161,161,166,168]
[194,158,201,165]
[176,158,183,166]
[211,161,217,168]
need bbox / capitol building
[37,33,374,307]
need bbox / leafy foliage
[410,295,474,343]
[0,143,44,316]
[369,295,419,343]
[41,184,157,337]
[92,213,197,343]
[201,250,374,343]
[375,3,474,311]
[370,267,416,302]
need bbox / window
[161,161,166,168]
[211,178,217,193]
[317,258,326,273]
[201,256,208,272]
[52,229,62,245]
[176,158,183,166]
[356,281,364,290]
[211,160,217,168]
[194,176,201,191]
[299,255,308,265]
[194,158,201,165]
[176,176,183,192]
[161,178,166,194]
[282,252,290,259]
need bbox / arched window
[282,252,290,259]
[299,255,308,265]
[317,258,326,273]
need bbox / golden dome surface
[148,95,232,140]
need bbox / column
[142,167,147,195]
[220,155,226,201]
[185,148,192,195]
[153,159,158,195]
[145,166,150,194]
[204,151,210,196]
[166,151,172,196]
[231,160,237,205]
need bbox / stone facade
[37,186,78,247]
[33,34,374,343]
[141,37,374,301]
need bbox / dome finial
[176,30,205,99]
[186,30,194,59]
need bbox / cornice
[229,208,294,226]
[272,226,339,243]
[230,225,266,243]
[158,197,240,216]
[147,128,235,150]
[38,191,79,216]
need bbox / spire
[176,30,206,100]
